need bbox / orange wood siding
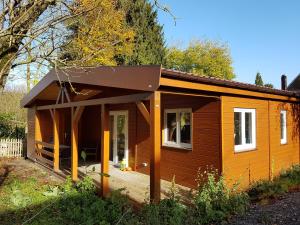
[222,96,300,188]
[136,94,221,188]
[222,96,270,187]
[36,110,53,143]
[269,101,300,177]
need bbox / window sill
[162,143,192,151]
[234,147,257,153]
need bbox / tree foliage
[117,0,166,65]
[62,0,135,66]
[264,83,274,88]
[0,89,26,138]
[165,40,235,80]
[255,72,264,86]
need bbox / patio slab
[77,162,193,204]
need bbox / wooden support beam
[100,104,110,197]
[71,107,78,181]
[70,106,85,181]
[136,101,150,124]
[35,111,42,157]
[37,93,151,110]
[63,87,71,103]
[53,110,60,171]
[150,91,161,203]
[56,88,62,104]
[49,109,54,120]
[35,141,54,149]
[73,106,85,123]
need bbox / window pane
[280,113,284,140]
[234,112,242,145]
[167,113,177,142]
[245,112,252,144]
[180,112,191,144]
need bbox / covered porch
[23,66,163,202]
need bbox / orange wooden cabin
[21,66,300,202]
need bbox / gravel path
[227,191,300,225]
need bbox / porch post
[71,106,85,181]
[71,107,78,181]
[34,109,42,158]
[101,104,110,197]
[150,91,161,203]
[53,110,60,171]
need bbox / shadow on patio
[60,160,193,204]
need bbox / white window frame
[163,108,192,149]
[234,108,256,152]
[280,110,287,144]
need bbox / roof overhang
[21,65,162,107]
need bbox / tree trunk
[0,0,56,89]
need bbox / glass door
[109,111,128,167]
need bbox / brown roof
[161,68,298,97]
[21,65,299,107]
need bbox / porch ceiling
[21,65,161,108]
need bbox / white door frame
[109,110,129,167]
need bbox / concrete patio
[71,162,193,204]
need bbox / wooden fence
[0,139,24,158]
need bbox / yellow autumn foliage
[68,0,134,66]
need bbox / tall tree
[62,0,135,67]
[117,0,166,65]
[165,40,235,80]
[0,0,56,88]
[255,72,264,86]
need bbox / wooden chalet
[21,66,300,202]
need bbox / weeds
[248,165,300,201]
[2,162,299,225]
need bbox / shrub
[140,198,187,225]
[140,176,187,225]
[187,168,249,224]
[76,176,95,193]
[248,165,300,201]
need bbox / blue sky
[157,0,300,88]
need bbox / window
[164,108,192,149]
[234,108,256,152]
[280,110,287,144]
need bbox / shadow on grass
[0,164,15,187]
[0,191,137,225]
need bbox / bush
[140,198,187,225]
[139,176,187,225]
[248,165,300,201]
[187,168,249,224]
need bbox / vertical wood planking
[150,91,161,203]
[101,104,110,197]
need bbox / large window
[164,108,192,149]
[280,110,287,144]
[234,108,256,152]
